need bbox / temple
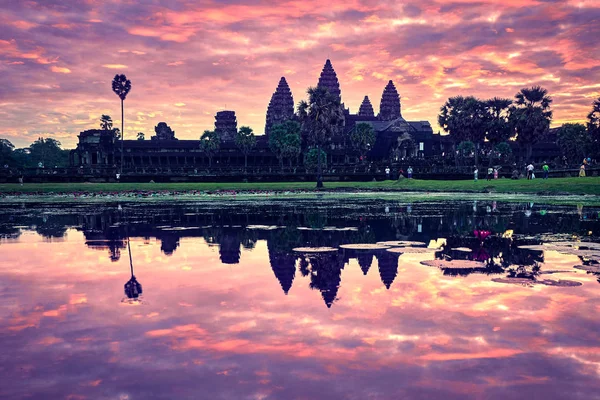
[70,59,559,175]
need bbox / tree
[304,148,327,172]
[269,120,301,170]
[112,74,131,174]
[587,97,600,159]
[0,138,15,166]
[137,132,145,141]
[510,86,552,161]
[438,96,487,166]
[234,126,256,169]
[100,115,113,130]
[557,123,590,164]
[297,86,344,188]
[485,97,513,165]
[457,140,475,160]
[200,130,220,167]
[29,138,69,167]
[350,122,376,163]
[494,142,512,161]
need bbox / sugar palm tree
[234,126,256,170]
[510,86,552,161]
[298,86,344,188]
[112,74,131,174]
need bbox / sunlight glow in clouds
[0,0,599,147]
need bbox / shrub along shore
[0,177,599,196]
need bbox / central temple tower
[317,59,342,102]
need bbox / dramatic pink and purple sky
[1,0,599,148]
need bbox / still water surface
[1,199,600,399]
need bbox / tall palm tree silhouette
[123,230,142,301]
[112,74,131,175]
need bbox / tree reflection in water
[1,200,599,307]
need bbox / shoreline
[1,189,599,206]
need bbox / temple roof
[358,96,375,117]
[317,59,341,101]
[265,77,295,136]
[379,80,401,121]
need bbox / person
[385,166,390,179]
[511,169,519,179]
[18,175,23,186]
[526,163,534,180]
[38,161,43,168]
[474,167,478,182]
[487,167,493,181]
[407,166,413,179]
[579,164,586,177]
[542,162,549,179]
[493,168,498,180]
[116,172,121,182]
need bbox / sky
[0,0,599,148]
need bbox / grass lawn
[0,177,599,196]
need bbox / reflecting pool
[1,199,600,399]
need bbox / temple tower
[317,59,341,101]
[265,77,295,136]
[379,80,401,121]
[214,111,237,141]
[358,96,375,117]
[376,251,399,289]
[152,122,176,141]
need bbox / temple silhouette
[70,59,436,171]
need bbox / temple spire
[379,80,401,121]
[358,96,375,117]
[317,59,341,102]
[265,77,295,136]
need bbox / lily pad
[540,279,582,287]
[574,265,600,273]
[339,243,390,250]
[492,277,537,285]
[293,247,338,253]
[387,247,436,254]
[420,259,485,269]
[377,240,427,247]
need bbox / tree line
[438,86,600,165]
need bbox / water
[1,199,600,399]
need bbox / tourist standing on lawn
[474,167,479,182]
[385,166,390,179]
[407,166,413,179]
[487,167,493,181]
[579,164,586,177]
[527,163,534,180]
[493,168,499,179]
[542,163,549,179]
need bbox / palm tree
[298,86,344,188]
[350,122,375,163]
[100,114,113,130]
[234,126,256,170]
[200,130,220,167]
[587,97,600,159]
[510,86,552,161]
[438,96,486,166]
[485,97,513,166]
[112,74,131,174]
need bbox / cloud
[102,64,127,69]
[51,66,71,73]
[0,0,598,147]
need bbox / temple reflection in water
[1,200,599,307]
